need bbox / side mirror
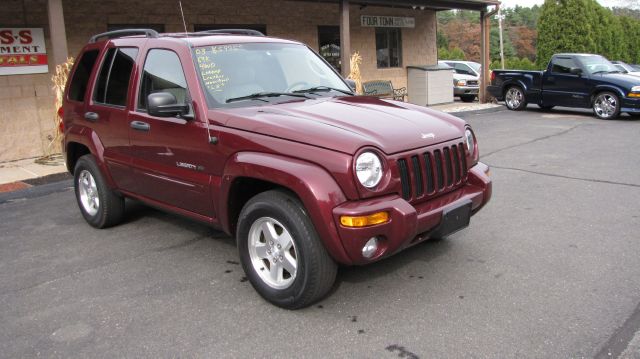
[570,67,583,76]
[345,79,357,91]
[147,92,189,118]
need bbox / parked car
[611,61,640,77]
[488,53,640,119]
[61,29,492,309]
[439,60,481,102]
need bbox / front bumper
[622,96,640,114]
[332,162,492,265]
[454,86,479,96]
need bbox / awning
[289,0,499,11]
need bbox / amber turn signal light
[340,211,389,227]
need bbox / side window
[138,49,189,111]
[93,47,138,106]
[551,57,578,74]
[68,50,99,102]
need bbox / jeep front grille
[397,142,468,202]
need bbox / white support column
[47,0,69,66]
[339,0,351,78]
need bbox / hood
[213,96,466,155]
[593,73,640,89]
[453,73,479,81]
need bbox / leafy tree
[536,0,598,67]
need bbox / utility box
[407,65,453,106]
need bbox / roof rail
[198,29,265,37]
[89,29,159,43]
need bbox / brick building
[0,0,497,162]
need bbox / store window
[93,47,138,106]
[318,26,341,73]
[375,28,402,68]
[194,24,267,35]
[107,24,165,33]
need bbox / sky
[498,0,638,8]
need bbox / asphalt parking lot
[1,105,639,358]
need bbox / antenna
[179,1,189,37]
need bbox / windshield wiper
[293,86,353,96]
[226,92,310,103]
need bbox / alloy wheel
[247,217,298,290]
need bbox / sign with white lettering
[0,28,48,75]
[361,15,415,28]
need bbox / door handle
[130,121,150,131]
[84,112,99,122]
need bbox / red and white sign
[0,28,48,76]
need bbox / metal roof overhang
[289,0,499,11]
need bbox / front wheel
[460,95,476,103]
[237,190,337,309]
[593,92,620,120]
[504,86,527,111]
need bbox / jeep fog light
[362,237,379,258]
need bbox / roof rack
[89,29,159,43]
[197,29,265,37]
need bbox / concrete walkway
[0,102,504,191]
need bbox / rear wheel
[74,154,125,228]
[460,95,476,103]
[593,92,620,120]
[504,86,527,111]
[237,190,337,309]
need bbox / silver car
[439,60,481,102]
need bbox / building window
[318,26,341,73]
[194,24,267,35]
[375,28,402,68]
[107,24,165,33]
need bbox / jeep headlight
[355,152,383,188]
[465,128,475,153]
[456,80,467,86]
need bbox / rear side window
[138,49,188,111]
[94,47,138,106]
[551,57,578,74]
[68,50,99,102]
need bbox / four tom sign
[0,28,48,76]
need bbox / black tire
[539,104,554,111]
[592,91,621,120]
[74,154,125,228]
[460,95,476,103]
[504,86,527,111]
[237,190,337,309]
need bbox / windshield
[467,62,481,74]
[577,55,619,75]
[193,43,351,107]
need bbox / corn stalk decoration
[47,57,74,157]
[347,52,363,95]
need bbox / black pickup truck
[487,53,640,119]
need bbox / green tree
[537,0,598,67]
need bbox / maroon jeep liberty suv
[61,29,492,309]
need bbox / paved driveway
[1,105,639,358]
